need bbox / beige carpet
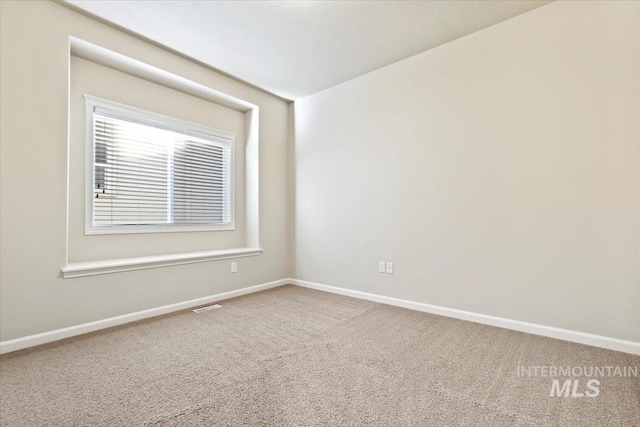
[0,285,638,426]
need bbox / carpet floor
[0,285,638,426]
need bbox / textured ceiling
[64,1,551,100]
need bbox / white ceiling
[64,0,550,100]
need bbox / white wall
[293,1,640,342]
[0,1,289,341]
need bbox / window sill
[61,247,262,279]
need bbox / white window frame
[84,95,235,235]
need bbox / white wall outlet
[231,262,237,273]
[385,262,394,274]
[379,261,386,273]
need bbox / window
[85,96,234,234]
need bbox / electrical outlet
[379,261,386,273]
[385,262,394,274]
[231,262,237,273]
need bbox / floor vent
[193,304,222,313]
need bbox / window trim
[84,94,236,235]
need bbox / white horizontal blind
[92,106,231,229]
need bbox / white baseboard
[0,278,288,354]
[291,279,640,356]
[3,277,638,356]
